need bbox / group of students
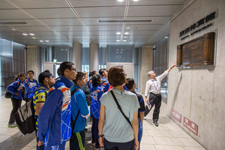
[6,61,145,150]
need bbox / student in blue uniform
[70,72,90,150]
[6,73,26,128]
[90,74,104,150]
[88,70,97,90]
[33,70,55,150]
[24,70,40,101]
[99,69,110,92]
[125,78,145,150]
[37,62,77,150]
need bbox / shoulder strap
[71,88,81,132]
[71,88,80,96]
[110,91,133,128]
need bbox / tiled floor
[0,92,206,150]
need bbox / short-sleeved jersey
[33,86,49,130]
[133,92,145,118]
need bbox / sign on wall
[177,32,215,67]
[172,109,182,123]
[179,12,216,40]
[183,116,198,136]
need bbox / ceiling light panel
[98,20,152,23]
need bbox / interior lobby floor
[0,92,206,150]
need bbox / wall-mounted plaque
[177,32,215,67]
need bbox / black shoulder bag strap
[71,88,81,133]
[110,91,133,129]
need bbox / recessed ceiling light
[23,33,28,36]
[133,0,139,1]
[124,32,129,35]
[126,27,130,30]
[165,36,168,38]
[116,32,121,35]
[40,40,43,42]
[30,33,35,36]
[32,37,36,39]
[123,40,127,42]
[124,36,128,38]
[12,29,16,31]
[61,49,64,51]
[45,40,49,42]
[120,52,123,53]
[116,40,120,42]
[117,0,124,2]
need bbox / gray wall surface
[141,46,153,94]
[27,46,42,79]
[167,0,225,150]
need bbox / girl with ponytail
[6,72,26,128]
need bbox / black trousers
[149,93,162,121]
[9,98,22,124]
[70,129,85,150]
[104,139,134,150]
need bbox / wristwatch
[99,134,104,137]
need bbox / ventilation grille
[0,22,27,25]
[98,20,152,23]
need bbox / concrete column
[73,43,82,71]
[89,43,99,72]
[140,46,153,94]
[26,46,42,79]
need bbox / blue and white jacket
[6,79,24,99]
[101,77,110,92]
[38,75,73,147]
[90,86,104,119]
[24,78,39,99]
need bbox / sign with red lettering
[183,116,198,135]
[172,109,182,123]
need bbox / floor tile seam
[153,144,157,150]
[153,137,185,146]
[152,136,157,145]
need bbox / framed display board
[177,32,215,67]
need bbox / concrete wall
[167,0,225,149]
[26,46,42,79]
[140,46,153,94]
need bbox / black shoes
[153,120,158,127]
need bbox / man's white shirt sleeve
[157,71,169,81]
[145,80,150,97]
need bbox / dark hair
[27,70,34,74]
[92,74,102,87]
[73,72,86,85]
[89,70,96,77]
[125,78,135,90]
[99,69,106,76]
[57,68,61,76]
[60,61,74,76]
[108,66,127,87]
[15,73,25,81]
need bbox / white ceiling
[0,0,188,47]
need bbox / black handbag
[110,91,133,128]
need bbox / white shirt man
[145,62,176,127]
